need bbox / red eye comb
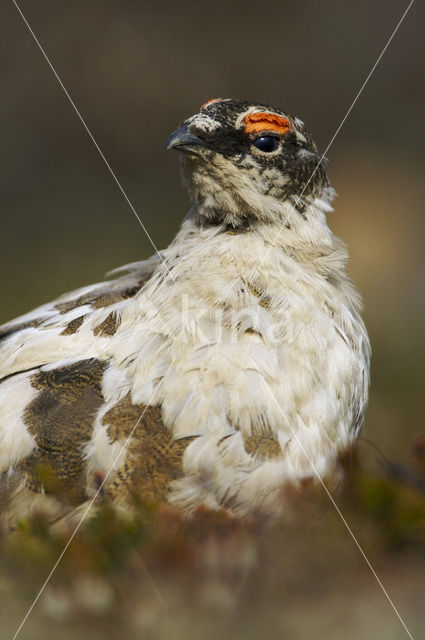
[200,98,225,110]
[243,112,290,135]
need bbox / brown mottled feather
[102,394,197,504]
[247,283,271,309]
[55,272,153,314]
[60,315,86,335]
[242,431,282,459]
[23,359,107,504]
[93,311,120,337]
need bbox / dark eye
[252,136,279,152]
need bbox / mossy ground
[1,444,424,640]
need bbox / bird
[0,98,370,529]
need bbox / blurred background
[0,1,424,638]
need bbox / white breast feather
[0,205,370,516]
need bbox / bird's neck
[170,199,344,264]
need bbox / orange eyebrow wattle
[200,98,225,110]
[243,112,290,135]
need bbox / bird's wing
[0,255,161,378]
[0,255,190,526]
[0,255,160,352]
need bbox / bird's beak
[164,125,206,153]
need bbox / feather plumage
[0,99,370,528]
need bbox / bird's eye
[252,136,279,152]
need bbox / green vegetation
[2,448,424,640]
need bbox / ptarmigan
[0,98,370,529]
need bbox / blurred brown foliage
[2,451,425,640]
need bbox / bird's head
[165,98,334,228]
